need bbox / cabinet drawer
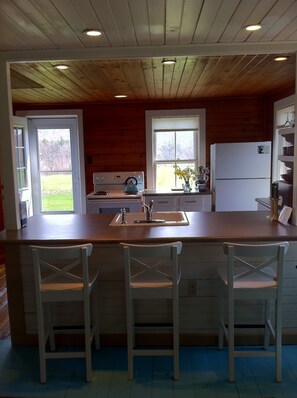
[178,195,212,211]
[145,194,212,211]
[145,196,177,210]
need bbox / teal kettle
[124,176,139,194]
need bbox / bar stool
[31,244,100,383]
[217,241,289,382]
[120,241,182,380]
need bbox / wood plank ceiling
[0,0,296,104]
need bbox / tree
[39,137,71,171]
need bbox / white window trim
[145,109,206,188]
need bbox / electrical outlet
[188,280,196,296]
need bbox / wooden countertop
[0,211,296,245]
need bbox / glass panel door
[37,128,73,212]
[28,118,82,214]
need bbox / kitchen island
[1,211,297,346]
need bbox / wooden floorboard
[0,340,297,398]
[0,265,10,340]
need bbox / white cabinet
[178,195,211,211]
[146,196,177,210]
[144,194,212,212]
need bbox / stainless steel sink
[109,211,189,226]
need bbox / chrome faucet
[120,208,127,224]
[142,200,154,222]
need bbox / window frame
[13,116,33,218]
[145,109,206,189]
[14,125,28,190]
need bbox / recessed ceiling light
[84,29,102,37]
[162,59,176,65]
[54,64,68,70]
[114,95,127,99]
[274,56,288,62]
[245,24,262,31]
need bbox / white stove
[86,171,144,214]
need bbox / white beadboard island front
[1,211,297,346]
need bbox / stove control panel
[93,171,144,189]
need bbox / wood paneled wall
[11,89,294,195]
[83,102,147,192]
[13,96,274,193]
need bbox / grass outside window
[40,173,73,212]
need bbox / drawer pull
[157,200,169,204]
[184,200,196,203]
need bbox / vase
[182,180,192,193]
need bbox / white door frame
[16,109,86,214]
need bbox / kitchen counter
[2,211,297,347]
[1,211,296,244]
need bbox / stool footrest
[225,324,265,329]
[135,322,173,329]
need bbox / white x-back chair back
[217,241,289,383]
[224,242,287,291]
[34,244,93,296]
[31,244,100,383]
[125,242,182,291]
[121,241,182,380]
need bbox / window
[13,116,33,219]
[146,109,205,189]
[14,126,28,190]
[154,127,198,189]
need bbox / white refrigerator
[210,142,271,211]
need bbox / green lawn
[41,173,73,211]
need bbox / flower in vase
[173,165,196,188]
